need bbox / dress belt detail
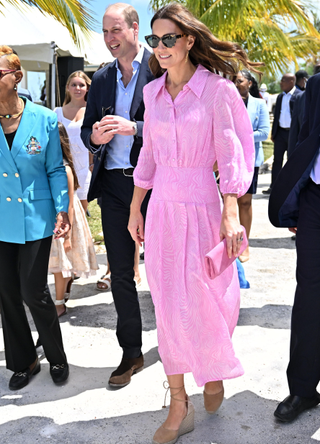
[152,165,220,204]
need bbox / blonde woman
[55,71,93,212]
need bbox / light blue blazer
[0,99,69,244]
[246,94,270,167]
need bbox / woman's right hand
[128,210,145,246]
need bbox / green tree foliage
[0,0,96,46]
[148,0,320,75]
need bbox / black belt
[279,127,290,131]
[112,168,134,177]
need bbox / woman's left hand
[54,211,71,239]
[220,215,244,259]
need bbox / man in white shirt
[269,72,320,422]
[263,73,302,194]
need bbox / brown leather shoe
[108,354,144,387]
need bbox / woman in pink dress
[128,4,258,443]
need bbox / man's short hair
[295,69,309,81]
[105,3,139,27]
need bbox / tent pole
[50,42,57,109]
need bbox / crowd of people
[1,2,320,443]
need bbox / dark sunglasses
[0,69,17,79]
[145,33,186,49]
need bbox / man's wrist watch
[132,122,138,136]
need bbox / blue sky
[90,0,154,40]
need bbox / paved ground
[1,171,320,444]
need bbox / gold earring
[185,51,189,63]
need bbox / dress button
[18,198,22,203]
[3,173,8,177]
[172,159,175,161]
[15,173,19,177]
[6,197,11,202]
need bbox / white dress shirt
[279,86,296,129]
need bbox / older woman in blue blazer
[235,71,270,262]
[0,46,70,390]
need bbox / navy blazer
[269,73,320,227]
[81,48,154,201]
[272,88,302,139]
[288,92,306,158]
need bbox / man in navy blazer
[81,3,153,387]
[263,73,302,194]
[269,73,320,422]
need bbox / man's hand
[90,115,135,146]
[90,119,115,146]
[100,115,136,136]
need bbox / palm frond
[0,0,96,46]
[148,0,320,76]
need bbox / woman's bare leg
[237,193,253,260]
[204,380,223,394]
[162,374,187,430]
[53,272,70,316]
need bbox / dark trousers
[271,128,289,187]
[0,236,67,372]
[101,169,149,359]
[287,180,320,397]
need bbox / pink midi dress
[134,65,255,387]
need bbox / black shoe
[262,187,272,195]
[108,354,144,387]
[50,363,69,384]
[274,393,320,422]
[9,358,41,391]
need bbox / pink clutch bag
[205,227,248,280]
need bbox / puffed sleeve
[213,79,255,197]
[133,85,156,190]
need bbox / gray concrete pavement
[1,171,320,444]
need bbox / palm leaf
[148,0,320,76]
[0,0,96,46]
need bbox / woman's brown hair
[63,71,91,105]
[0,45,21,70]
[149,3,263,79]
[58,122,80,190]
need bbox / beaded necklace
[0,98,24,119]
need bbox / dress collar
[153,64,209,99]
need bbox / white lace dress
[54,107,91,200]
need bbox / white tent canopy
[0,2,114,71]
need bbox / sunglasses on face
[0,69,17,79]
[145,33,186,48]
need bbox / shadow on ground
[1,390,319,444]
[22,289,156,332]
[249,238,296,250]
[0,346,160,406]
[238,305,292,330]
